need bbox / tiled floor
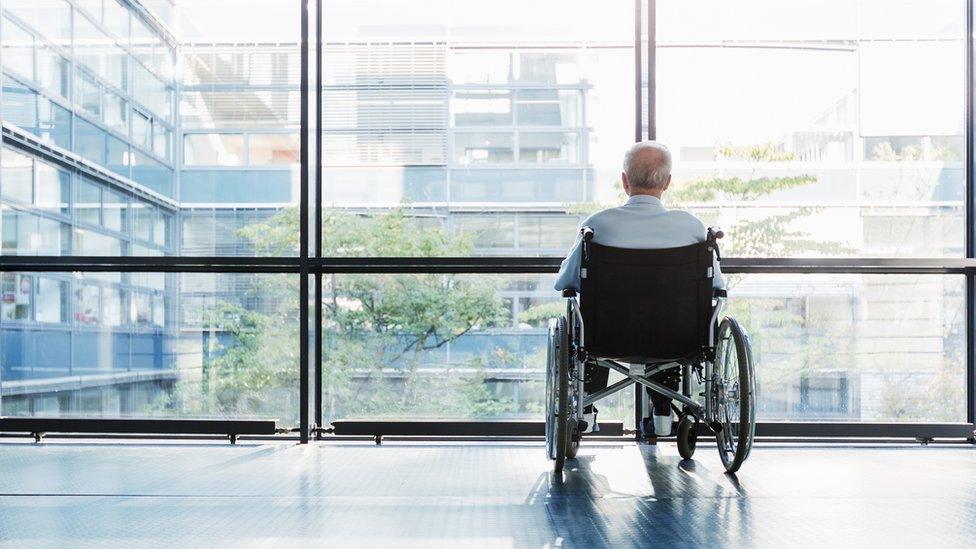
[1,439,974,548]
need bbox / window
[75,178,102,226]
[74,284,101,325]
[105,92,128,134]
[248,133,300,165]
[103,190,127,232]
[132,110,151,149]
[1,148,34,203]
[453,90,513,126]
[35,277,66,323]
[1,17,35,79]
[518,132,578,164]
[183,134,244,166]
[1,273,32,321]
[36,45,69,99]
[657,0,965,258]
[453,132,514,164]
[35,161,69,214]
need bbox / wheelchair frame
[564,291,726,430]
[547,226,756,474]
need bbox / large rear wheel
[712,317,755,474]
[545,317,571,473]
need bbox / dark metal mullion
[634,0,654,439]
[298,0,311,444]
[966,0,975,428]
[634,0,642,143]
[314,0,325,438]
[647,0,656,141]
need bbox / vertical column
[634,0,643,143]
[314,0,324,439]
[966,0,975,430]
[299,0,312,443]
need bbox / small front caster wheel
[677,416,697,460]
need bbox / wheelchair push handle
[580,226,595,242]
[707,227,724,241]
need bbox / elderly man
[554,140,725,438]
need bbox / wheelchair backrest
[579,239,714,362]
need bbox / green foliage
[716,142,795,162]
[668,175,816,203]
[518,301,564,328]
[159,207,514,423]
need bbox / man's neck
[628,192,663,200]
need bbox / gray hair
[623,141,672,190]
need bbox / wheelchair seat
[579,240,716,363]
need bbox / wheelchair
[546,226,756,474]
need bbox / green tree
[154,208,515,425]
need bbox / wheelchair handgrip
[713,289,728,298]
[580,226,594,242]
[562,289,578,298]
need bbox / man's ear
[662,174,672,192]
[621,172,630,195]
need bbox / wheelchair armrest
[713,289,727,298]
[562,289,578,298]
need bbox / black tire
[712,317,756,474]
[565,418,580,459]
[545,317,570,473]
[676,416,697,460]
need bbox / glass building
[0,0,970,435]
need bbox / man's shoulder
[664,208,707,229]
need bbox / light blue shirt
[554,194,726,292]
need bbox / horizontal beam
[748,422,975,439]
[0,417,279,436]
[331,419,625,437]
[4,256,976,275]
[332,420,973,440]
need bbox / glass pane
[1,148,34,203]
[321,0,635,257]
[4,0,72,42]
[75,178,102,226]
[729,273,965,422]
[322,274,575,423]
[518,132,578,164]
[1,17,35,80]
[320,273,965,426]
[453,90,513,126]
[36,45,69,99]
[177,1,301,257]
[0,272,299,427]
[454,132,514,164]
[657,0,966,258]
[183,134,244,166]
[248,133,300,165]
[35,161,70,214]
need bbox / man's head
[621,140,672,197]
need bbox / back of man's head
[623,141,672,192]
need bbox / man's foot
[653,413,673,437]
[583,412,600,434]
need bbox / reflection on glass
[1,272,299,426]
[248,133,300,165]
[317,273,964,425]
[321,0,634,256]
[183,133,244,166]
[658,0,965,258]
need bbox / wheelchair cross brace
[581,359,706,420]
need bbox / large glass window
[320,0,635,257]
[657,0,966,258]
[0,0,971,433]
